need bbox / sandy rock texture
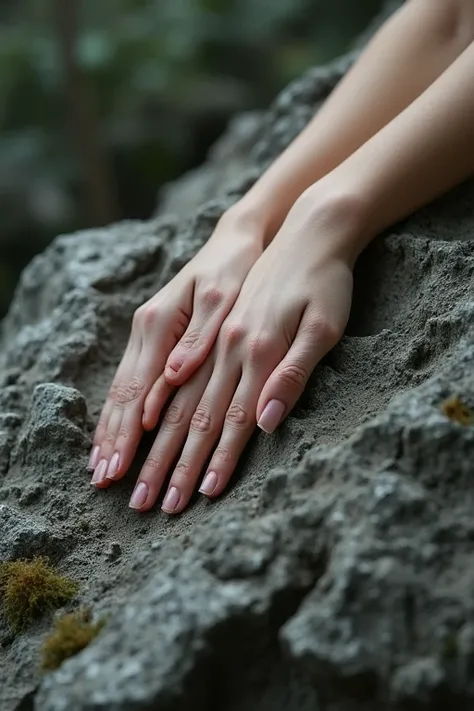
[2,5,474,710]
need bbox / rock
[0,505,71,561]
[18,483,44,507]
[390,658,446,705]
[2,1,474,710]
[0,412,21,478]
[37,508,326,711]
[13,383,88,482]
[105,542,122,562]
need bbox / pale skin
[88,0,474,514]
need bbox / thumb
[165,286,233,387]
[256,313,340,434]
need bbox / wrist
[283,182,370,269]
[227,193,285,249]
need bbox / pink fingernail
[129,482,149,509]
[87,446,100,471]
[91,459,108,485]
[166,348,187,377]
[257,399,285,434]
[165,364,180,380]
[162,486,180,513]
[199,471,218,496]
[106,452,120,480]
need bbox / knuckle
[221,321,246,349]
[163,402,185,427]
[104,431,115,445]
[174,458,192,480]
[132,305,145,329]
[179,329,200,351]
[213,445,232,464]
[309,316,341,345]
[200,285,224,310]
[142,304,162,329]
[225,402,253,429]
[115,376,145,406]
[246,334,273,364]
[117,424,130,441]
[115,384,128,406]
[127,376,146,403]
[278,362,308,389]
[134,302,164,330]
[190,407,214,434]
[143,456,160,472]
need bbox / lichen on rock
[440,394,473,426]
[41,609,106,672]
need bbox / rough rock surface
[1,5,474,710]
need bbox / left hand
[124,190,359,513]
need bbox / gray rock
[0,412,21,478]
[1,1,474,710]
[105,542,122,562]
[0,504,70,561]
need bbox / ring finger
[159,357,242,514]
[198,341,284,499]
[128,357,215,511]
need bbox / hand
[127,189,360,513]
[88,205,266,485]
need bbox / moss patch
[41,608,106,671]
[0,557,78,630]
[440,395,473,426]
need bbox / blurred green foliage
[0,0,382,317]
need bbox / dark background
[0,0,384,318]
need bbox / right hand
[88,205,266,486]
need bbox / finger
[160,358,241,515]
[256,311,339,434]
[99,349,169,485]
[142,374,175,431]
[96,301,188,485]
[128,358,214,512]
[90,339,140,485]
[164,285,234,386]
[199,366,269,499]
[88,340,135,468]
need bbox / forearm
[317,39,474,267]
[235,0,474,243]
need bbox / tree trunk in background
[55,0,119,226]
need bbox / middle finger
[128,356,214,511]
[160,356,242,514]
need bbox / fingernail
[257,399,286,434]
[87,446,100,471]
[166,351,186,378]
[91,459,108,485]
[199,471,218,496]
[106,452,120,480]
[129,482,149,509]
[162,486,180,513]
[165,364,180,380]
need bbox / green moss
[41,608,106,671]
[0,557,78,630]
[440,395,473,426]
